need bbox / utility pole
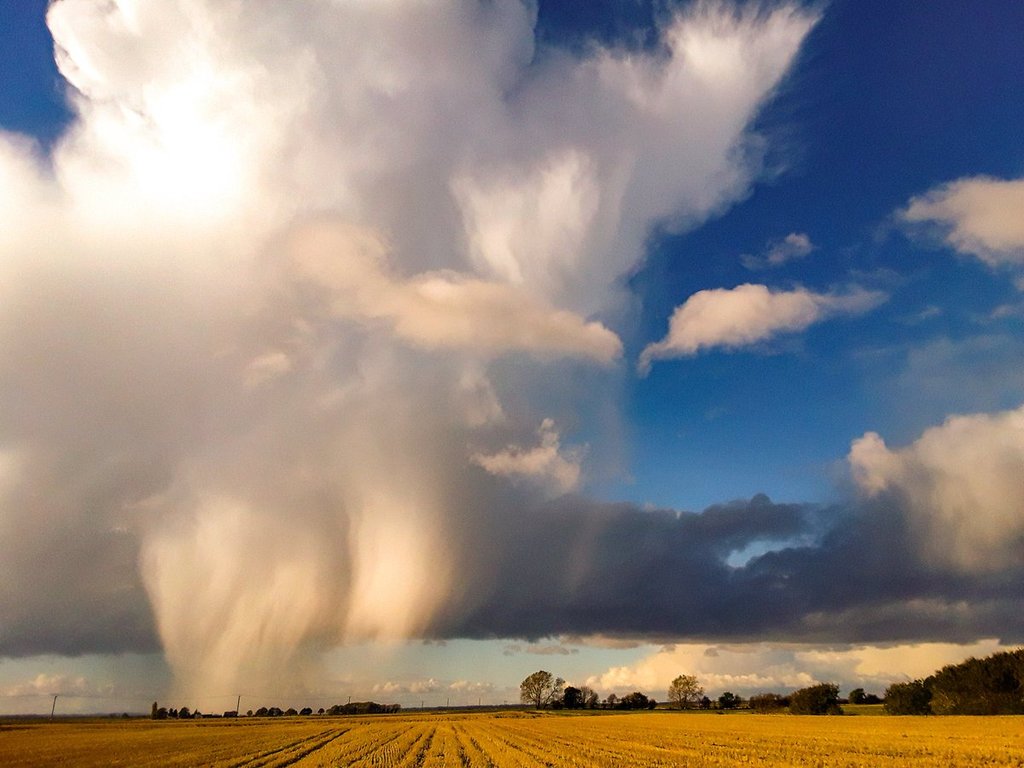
[50,694,58,720]
[236,694,241,714]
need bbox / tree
[848,687,866,704]
[178,706,191,719]
[883,680,932,715]
[519,670,564,709]
[667,674,704,710]
[562,686,583,709]
[604,693,618,709]
[748,692,785,713]
[717,691,741,710]
[789,683,843,715]
[618,692,650,710]
[925,649,1024,715]
[580,686,599,709]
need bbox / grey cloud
[427,489,1024,645]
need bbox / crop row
[3,711,1024,767]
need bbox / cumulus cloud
[584,638,1015,698]
[741,232,814,270]
[639,284,885,372]
[900,176,1024,266]
[471,418,582,494]
[849,404,1024,572]
[0,0,825,699]
[372,677,492,697]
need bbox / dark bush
[748,693,785,713]
[717,692,741,710]
[927,649,1024,715]
[788,683,842,715]
[617,692,652,710]
[883,680,932,715]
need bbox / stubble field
[2,710,1023,767]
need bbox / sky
[1,0,1023,715]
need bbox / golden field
[2,710,1023,767]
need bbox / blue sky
[623,0,1024,510]
[1,0,1023,714]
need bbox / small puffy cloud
[900,176,1024,266]
[448,679,494,693]
[741,232,814,270]
[373,678,443,695]
[639,284,885,372]
[471,419,582,494]
[372,677,491,695]
[849,404,1024,572]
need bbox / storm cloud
[428,476,1024,645]
[4,0,1022,702]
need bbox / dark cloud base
[429,489,1024,646]
[4,481,1023,658]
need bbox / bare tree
[579,685,599,709]
[667,674,704,710]
[519,670,565,709]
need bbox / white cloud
[584,638,1013,698]
[900,176,1024,266]
[371,677,492,696]
[639,284,885,372]
[741,232,814,270]
[848,404,1024,572]
[472,419,582,494]
[286,221,623,364]
[0,673,91,698]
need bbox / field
[3,710,1023,767]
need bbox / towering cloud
[849,405,1024,573]
[1,0,826,697]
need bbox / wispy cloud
[741,232,815,270]
[472,419,582,494]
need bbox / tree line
[518,672,854,715]
[150,700,400,719]
[884,648,1024,715]
[521,647,1024,716]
